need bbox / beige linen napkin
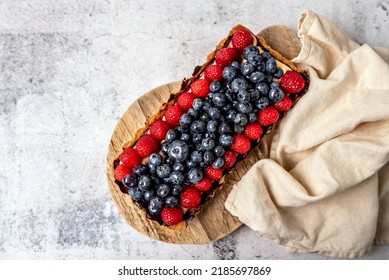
[225,10,389,258]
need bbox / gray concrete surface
[1,0,388,259]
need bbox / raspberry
[177,92,195,111]
[135,134,160,157]
[223,150,237,169]
[164,105,183,126]
[204,65,223,81]
[114,164,131,182]
[244,123,263,140]
[230,134,251,154]
[149,120,171,140]
[232,29,254,52]
[119,148,142,169]
[161,206,184,226]
[204,166,223,181]
[194,178,212,192]
[273,95,292,112]
[180,187,202,209]
[215,48,239,67]
[191,79,210,98]
[258,107,279,126]
[279,71,305,94]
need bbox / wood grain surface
[106,26,301,244]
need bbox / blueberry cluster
[122,45,285,217]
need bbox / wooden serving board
[106,26,301,244]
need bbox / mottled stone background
[1,0,388,259]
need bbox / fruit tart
[112,24,309,229]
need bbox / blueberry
[234,124,245,134]
[192,133,203,144]
[231,77,248,93]
[129,187,143,201]
[218,114,226,123]
[202,137,216,151]
[250,71,265,83]
[247,52,262,67]
[248,112,257,123]
[167,171,185,184]
[219,134,234,147]
[165,196,179,208]
[151,174,162,184]
[148,165,157,174]
[249,89,260,101]
[257,83,269,96]
[186,159,197,169]
[156,163,171,179]
[179,113,192,128]
[144,190,155,201]
[132,164,147,176]
[148,153,163,167]
[191,150,203,163]
[203,151,214,165]
[208,92,215,100]
[240,62,255,76]
[202,101,211,112]
[212,157,224,169]
[243,45,259,59]
[176,125,188,133]
[208,107,221,120]
[157,184,170,198]
[205,132,217,139]
[268,87,284,103]
[226,110,237,123]
[214,146,225,157]
[274,68,283,78]
[192,98,204,111]
[207,120,218,133]
[161,141,170,155]
[171,184,184,196]
[165,129,177,143]
[168,140,190,162]
[180,133,190,141]
[219,122,232,134]
[188,167,203,184]
[264,74,273,83]
[237,102,253,114]
[231,61,240,69]
[210,80,221,92]
[270,81,280,89]
[222,103,232,112]
[234,113,248,126]
[222,66,238,82]
[148,197,163,214]
[138,175,153,191]
[200,113,210,123]
[266,58,277,73]
[257,61,266,72]
[261,51,272,60]
[188,108,199,118]
[212,93,226,107]
[237,90,251,103]
[256,97,270,109]
[190,120,206,133]
[122,173,138,188]
[173,162,185,172]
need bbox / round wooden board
[106,26,301,244]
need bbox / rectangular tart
[113,24,309,230]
